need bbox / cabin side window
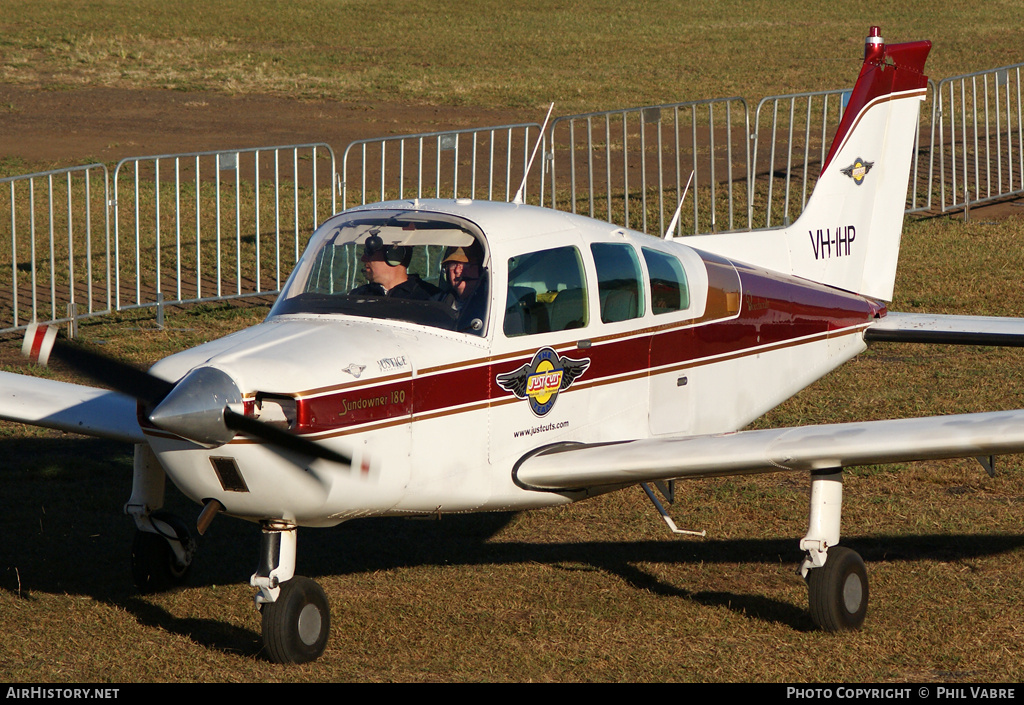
[504,246,588,337]
[642,248,690,314]
[591,243,644,323]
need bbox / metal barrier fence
[550,81,948,236]
[548,98,750,237]
[0,164,111,334]
[4,61,1023,334]
[341,124,545,210]
[749,89,849,228]
[716,82,934,229]
[934,63,1024,214]
[906,83,941,216]
[112,144,336,314]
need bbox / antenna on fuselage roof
[663,170,694,239]
[512,102,555,206]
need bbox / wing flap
[867,312,1024,346]
[515,410,1024,490]
[0,371,144,443]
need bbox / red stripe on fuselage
[287,266,879,437]
[300,378,413,433]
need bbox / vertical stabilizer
[689,28,931,302]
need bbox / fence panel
[749,83,939,226]
[749,89,850,229]
[906,81,940,215]
[341,124,545,210]
[936,64,1024,213]
[112,144,336,313]
[548,98,750,237]
[0,165,111,334]
[4,61,1023,335]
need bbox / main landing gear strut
[252,523,331,664]
[644,471,870,631]
[126,444,330,663]
[125,445,196,593]
[799,468,868,631]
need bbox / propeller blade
[25,327,352,467]
[46,338,176,409]
[224,408,353,466]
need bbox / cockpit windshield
[270,209,490,335]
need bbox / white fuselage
[143,201,879,526]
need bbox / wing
[866,312,1024,346]
[514,409,1024,490]
[0,370,144,443]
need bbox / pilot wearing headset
[350,234,439,301]
[436,241,487,333]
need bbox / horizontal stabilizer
[867,312,1024,347]
[515,409,1024,491]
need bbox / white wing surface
[514,410,1024,490]
[0,371,144,443]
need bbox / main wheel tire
[807,545,868,632]
[131,512,194,593]
[261,576,331,664]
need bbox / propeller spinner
[148,366,243,447]
[24,324,351,466]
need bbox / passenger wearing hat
[350,234,438,301]
[436,240,487,333]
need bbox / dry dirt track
[0,84,532,169]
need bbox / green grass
[2,1,1022,112]
[2,217,1023,683]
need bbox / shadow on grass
[4,436,1024,656]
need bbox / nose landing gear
[252,523,331,664]
[260,575,331,664]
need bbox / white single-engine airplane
[5,27,1024,664]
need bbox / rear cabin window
[591,243,644,323]
[504,246,588,337]
[642,248,690,314]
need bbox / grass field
[2,1,1023,111]
[2,1,1024,683]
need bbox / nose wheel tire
[807,546,868,632]
[802,545,868,635]
[261,576,331,664]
